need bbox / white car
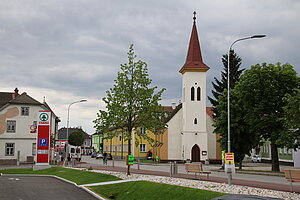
[251,155,262,163]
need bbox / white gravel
[88,169,300,200]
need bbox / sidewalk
[74,158,300,194]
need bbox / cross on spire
[193,11,196,23]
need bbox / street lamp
[64,99,87,165]
[66,99,87,141]
[227,34,265,185]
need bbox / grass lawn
[89,180,225,200]
[0,167,121,185]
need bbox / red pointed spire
[179,12,210,74]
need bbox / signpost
[127,155,134,165]
[36,111,52,165]
[224,153,235,174]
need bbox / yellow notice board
[225,153,234,164]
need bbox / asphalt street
[81,156,292,186]
[0,175,98,200]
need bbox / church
[152,13,222,163]
[102,13,222,163]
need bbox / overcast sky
[1,0,299,134]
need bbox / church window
[191,87,195,101]
[197,87,201,101]
[194,118,197,124]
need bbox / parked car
[96,153,104,159]
[91,152,99,158]
[251,155,261,163]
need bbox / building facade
[0,88,59,164]
[92,132,103,153]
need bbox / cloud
[0,0,299,134]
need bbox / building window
[197,87,201,101]
[7,120,16,133]
[21,107,29,116]
[194,118,197,124]
[140,144,146,153]
[5,143,14,156]
[32,143,36,155]
[140,127,146,136]
[191,87,195,101]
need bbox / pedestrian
[103,152,107,165]
[67,155,71,166]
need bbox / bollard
[112,158,114,167]
[17,151,20,166]
[174,161,177,174]
[138,159,140,170]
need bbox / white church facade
[154,14,221,163]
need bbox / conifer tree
[208,50,244,108]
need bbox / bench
[284,169,300,192]
[185,163,211,180]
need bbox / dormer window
[140,127,146,136]
[191,87,195,101]
[197,87,201,101]
[21,107,29,116]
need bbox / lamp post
[227,35,265,185]
[64,99,87,165]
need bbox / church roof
[179,12,210,74]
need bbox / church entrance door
[191,144,200,162]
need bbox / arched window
[197,87,201,101]
[194,118,197,124]
[191,87,195,101]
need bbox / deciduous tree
[94,44,166,175]
[235,63,298,171]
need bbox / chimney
[171,103,176,109]
[12,88,19,99]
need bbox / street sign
[225,153,234,164]
[36,111,52,165]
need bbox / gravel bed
[89,169,300,200]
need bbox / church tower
[179,12,210,162]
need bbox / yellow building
[102,127,158,159]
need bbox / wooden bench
[185,163,211,180]
[284,169,300,192]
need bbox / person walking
[103,152,107,165]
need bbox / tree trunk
[270,142,280,171]
[239,157,243,170]
[127,130,131,176]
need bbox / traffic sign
[225,153,234,164]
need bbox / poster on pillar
[36,111,52,165]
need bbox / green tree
[214,89,258,169]
[280,88,300,149]
[235,63,299,171]
[208,50,244,108]
[94,44,166,175]
[68,130,85,147]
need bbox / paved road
[0,175,98,200]
[81,156,291,186]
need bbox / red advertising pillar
[36,111,52,165]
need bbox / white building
[154,14,221,163]
[0,88,59,164]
